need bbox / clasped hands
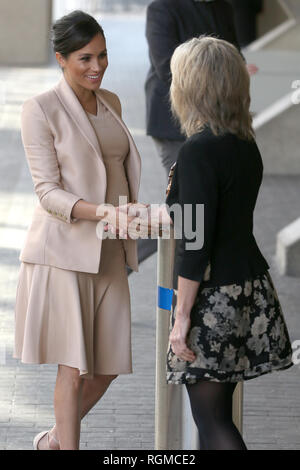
[96,202,173,239]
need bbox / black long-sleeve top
[166,127,269,287]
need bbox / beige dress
[13,94,132,379]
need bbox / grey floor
[0,12,299,450]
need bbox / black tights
[185,380,247,450]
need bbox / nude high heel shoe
[33,428,60,450]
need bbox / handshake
[95,201,173,240]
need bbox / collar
[53,73,141,201]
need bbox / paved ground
[0,12,299,450]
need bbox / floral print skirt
[166,270,294,384]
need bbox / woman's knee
[57,364,83,389]
[97,373,118,383]
[92,373,118,390]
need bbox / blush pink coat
[19,73,141,273]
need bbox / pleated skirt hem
[12,352,133,380]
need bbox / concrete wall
[0,0,52,66]
[254,96,300,175]
[53,0,150,16]
[276,218,300,277]
[283,0,300,17]
[257,0,289,38]
[261,21,300,51]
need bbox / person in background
[165,35,293,450]
[145,0,243,179]
[229,0,264,48]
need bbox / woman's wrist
[71,200,106,222]
[175,307,191,319]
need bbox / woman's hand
[170,276,200,362]
[118,202,150,216]
[118,202,150,238]
[101,202,173,238]
[101,202,150,239]
[169,312,196,362]
[126,202,173,237]
[149,203,173,233]
[246,63,258,76]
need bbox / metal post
[232,382,243,434]
[155,232,199,450]
[155,233,179,449]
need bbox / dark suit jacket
[228,0,263,47]
[166,127,269,287]
[145,0,240,141]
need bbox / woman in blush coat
[14,10,145,450]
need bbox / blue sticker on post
[158,286,174,311]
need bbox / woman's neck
[63,71,96,108]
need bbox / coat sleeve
[20,97,83,224]
[174,142,219,283]
[146,1,180,85]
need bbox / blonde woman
[165,36,294,450]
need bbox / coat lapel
[53,73,141,203]
[54,74,104,162]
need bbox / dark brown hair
[51,10,105,58]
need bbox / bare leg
[79,372,118,418]
[53,365,84,450]
[38,367,118,450]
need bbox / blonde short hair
[170,35,254,140]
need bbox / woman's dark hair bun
[51,10,105,58]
